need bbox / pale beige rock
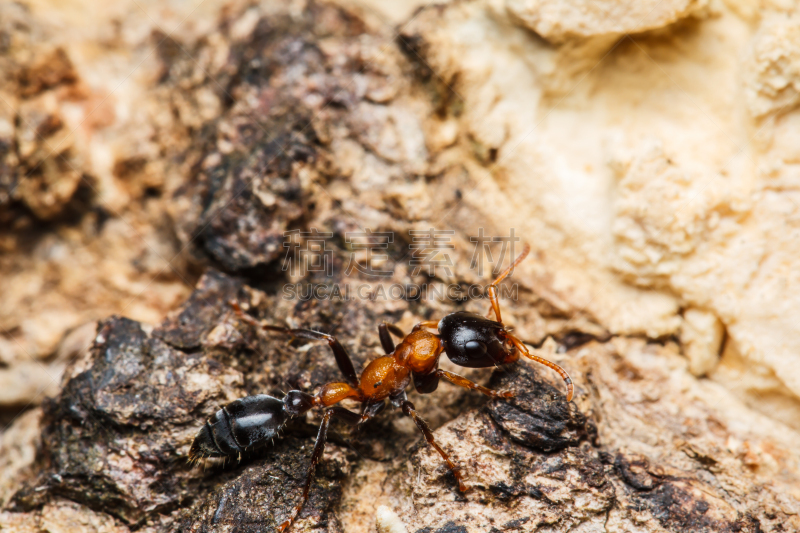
[680,307,724,376]
[402,0,687,339]
[0,337,17,366]
[0,361,63,407]
[611,140,733,286]
[0,408,41,508]
[402,0,800,431]
[375,505,408,533]
[14,90,84,221]
[744,13,800,117]
[505,0,710,42]
[609,131,800,427]
[55,321,98,362]
[0,499,130,533]
[4,0,800,531]
[19,310,82,361]
[711,337,800,436]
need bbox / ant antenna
[507,335,573,401]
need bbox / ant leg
[434,369,514,399]
[231,301,359,387]
[378,322,405,354]
[413,370,440,394]
[484,243,530,324]
[400,400,467,492]
[358,399,386,426]
[278,406,360,533]
[507,335,573,402]
[485,287,501,321]
[411,320,440,332]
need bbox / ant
[189,244,573,532]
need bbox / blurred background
[2,0,800,530]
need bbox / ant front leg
[358,399,386,426]
[412,370,440,394]
[278,406,361,533]
[378,322,405,354]
[411,320,440,332]
[230,301,359,387]
[434,369,514,399]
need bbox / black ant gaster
[188,244,574,532]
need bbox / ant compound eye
[465,340,488,357]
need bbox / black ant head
[437,311,515,368]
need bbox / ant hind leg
[400,400,467,492]
[277,406,361,533]
[378,322,405,354]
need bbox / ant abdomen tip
[189,423,222,460]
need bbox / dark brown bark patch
[485,362,594,452]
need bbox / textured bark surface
[2,1,800,532]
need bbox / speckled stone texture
[3,1,800,532]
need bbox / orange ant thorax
[392,329,443,374]
[357,330,444,401]
[315,330,444,405]
[357,356,407,401]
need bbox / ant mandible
[188,243,573,532]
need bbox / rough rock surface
[391,340,800,532]
[10,273,244,524]
[400,0,800,430]
[505,0,710,42]
[3,0,800,532]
